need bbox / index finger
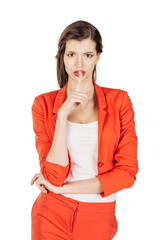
[75,71,83,92]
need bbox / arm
[31,96,70,186]
[59,177,104,194]
[46,113,69,166]
[97,91,139,197]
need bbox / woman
[30,20,139,240]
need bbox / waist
[46,191,117,212]
[60,192,117,203]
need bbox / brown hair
[55,20,103,88]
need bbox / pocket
[44,194,76,233]
[57,205,76,233]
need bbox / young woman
[30,20,139,240]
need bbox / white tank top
[61,120,117,202]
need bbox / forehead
[65,39,96,52]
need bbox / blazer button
[98,162,103,167]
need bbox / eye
[86,54,93,58]
[67,53,74,57]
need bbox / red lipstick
[74,70,86,77]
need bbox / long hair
[55,20,103,88]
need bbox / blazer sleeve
[31,96,70,186]
[97,91,139,197]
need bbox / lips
[74,70,86,77]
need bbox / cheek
[86,61,96,71]
[64,58,74,70]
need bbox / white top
[61,120,117,203]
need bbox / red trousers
[31,191,118,240]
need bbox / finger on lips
[75,71,83,92]
[75,72,87,109]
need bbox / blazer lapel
[51,80,108,166]
[51,84,66,128]
[93,81,108,165]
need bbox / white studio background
[0,0,159,239]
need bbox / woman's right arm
[31,75,92,187]
[46,112,69,167]
[46,76,92,168]
[31,97,71,187]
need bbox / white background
[0,0,160,239]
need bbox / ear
[96,53,101,64]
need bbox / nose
[75,55,84,68]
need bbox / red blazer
[31,80,139,198]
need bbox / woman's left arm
[31,173,103,194]
[97,91,139,197]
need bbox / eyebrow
[67,51,94,54]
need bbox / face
[63,38,101,82]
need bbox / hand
[58,72,92,117]
[30,173,61,194]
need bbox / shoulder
[101,85,128,102]
[34,89,59,101]
[100,86,133,112]
[31,89,60,110]
[101,86,126,96]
